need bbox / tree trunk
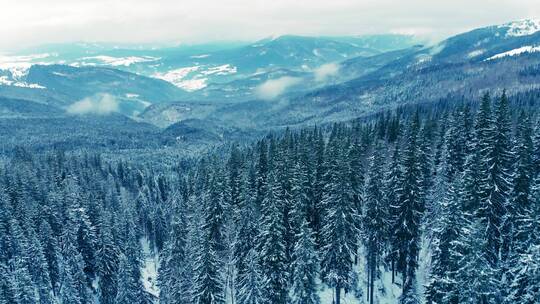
[391,256,395,284]
[366,260,370,303]
[370,262,374,304]
[336,284,341,304]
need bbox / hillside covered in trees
[0,90,539,303]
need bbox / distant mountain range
[1,20,540,142]
[0,34,420,114]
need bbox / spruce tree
[477,92,514,265]
[512,111,534,243]
[192,193,226,304]
[96,217,120,304]
[393,114,423,295]
[363,141,386,304]
[320,127,357,304]
[386,142,403,283]
[159,193,191,304]
[39,220,60,295]
[291,219,320,304]
[258,172,289,304]
[234,169,260,302]
[236,249,263,304]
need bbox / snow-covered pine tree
[26,226,55,304]
[425,174,463,303]
[38,219,61,296]
[159,193,191,304]
[234,167,261,302]
[452,218,498,303]
[96,216,120,304]
[59,206,92,304]
[290,157,312,246]
[476,92,513,265]
[393,113,423,297]
[320,125,357,304]
[512,111,534,244]
[236,248,263,304]
[115,253,146,304]
[311,128,326,249]
[291,218,320,304]
[386,142,403,284]
[192,192,226,304]
[11,251,38,304]
[348,138,365,249]
[533,118,540,177]
[507,173,540,303]
[115,214,151,304]
[0,261,16,304]
[258,171,289,304]
[363,141,386,304]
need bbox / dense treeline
[1,91,539,304]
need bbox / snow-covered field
[486,45,540,60]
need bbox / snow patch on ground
[176,78,208,91]
[52,71,69,77]
[486,45,540,60]
[0,53,50,89]
[502,19,540,37]
[152,66,201,90]
[81,55,159,67]
[140,237,160,299]
[200,64,237,76]
[190,54,210,59]
[153,64,236,91]
[467,49,485,58]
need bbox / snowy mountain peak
[501,18,540,37]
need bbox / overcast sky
[1,0,538,51]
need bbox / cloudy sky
[1,0,538,51]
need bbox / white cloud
[0,0,539,50]
[67,94,119,115]
[314,63,340,82]
[255,76,302,100]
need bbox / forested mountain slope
[1,91,539,303]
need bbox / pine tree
[159,193,191,304]
[259,172,289,304]
[507,174,540,303]
[115,253,146,304]
[12,263,38,304]
[96,217,120,304]
[320,128,357,304]
[39,220,61,295]
[477,92,514,265]
[192,193,226,304]
[0,262,16,304]
[311,129,326,248]
[234,169,260,302]
[393,114,423,294]
[26,226,55,304]
[348,138,365,244]
[386,142,403,283]
[533,119,540,177]
[512,111,534,243]
[236,249,263,304]
[363,142,386,304]
[425,176,463,304]
[452,218,498,303]
[59,208,92,304]
[206,168,228,254]
[291,219,320,304]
